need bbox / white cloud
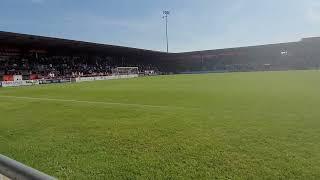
[63,13,161,34]
[306,1,320,24]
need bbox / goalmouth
[112,67,139,76]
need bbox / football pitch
[1,70,320,179]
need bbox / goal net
[112,67,139,75]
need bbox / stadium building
[163,38,320,73]
[1,31,320,82]
[1,31,320,179]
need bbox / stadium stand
[1,31,320,82]
[0,31,161,82]
[161,40,320,73]
[0,55,158,80]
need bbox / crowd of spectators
[0,55,159,79]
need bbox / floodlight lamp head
[163,11,170,15]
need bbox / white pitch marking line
[0,95,197,110]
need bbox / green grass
[1,70,320,179]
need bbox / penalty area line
[0,95,197,110]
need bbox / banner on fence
[74,75,138,82]
[1,81,24,87]
[0,80,39,87]
[0,75,136,87]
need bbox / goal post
[112,67,139,76]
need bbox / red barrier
[3,75,14,81]
[30,74,39,80]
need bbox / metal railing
[0,154,56,180]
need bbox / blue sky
[1,0,320,52]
